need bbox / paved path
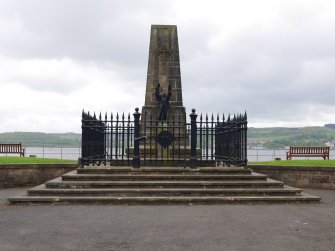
[1,188,334,251]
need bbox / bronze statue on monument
[155,83,172,121]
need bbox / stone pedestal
[133,24,194,163]
[126,147,202,159]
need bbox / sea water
[1,147,333,162]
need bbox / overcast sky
[1,0,335,133]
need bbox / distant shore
[1,126,335,149]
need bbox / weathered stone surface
[8,167,321,204]
[249,165,335,190]
[142,25,186,120]
[0,164,78,188]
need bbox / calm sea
[1,147,334,162]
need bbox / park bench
[286,146,329,160]
[0,143,25,157]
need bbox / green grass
[249,160,335,166]
[0,157,77,164]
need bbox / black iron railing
[215,113,248,166]
[81,112,106,165]
[80,108,247,168]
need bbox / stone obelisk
[141,25,186,119]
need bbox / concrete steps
[28,185,302,197]
[8,166,321,204]
[62,173,267,181]
[76,167,253,175]
[8,195,320,205]
[45,178,283,189]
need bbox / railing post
[133,107,141,168]
[81,110,85,168]
[78,157,84,168]
[190,108,198,168]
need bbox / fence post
[133,108,141,168]
[81,111,85,168]
[190,108,198,168]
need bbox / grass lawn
[0,156,77,164]
[249,159,335,166]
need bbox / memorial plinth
[126,24,201,161]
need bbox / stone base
[126,146,202,159]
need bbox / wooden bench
[286,146,329,160]
[0,143,25,157]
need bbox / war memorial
[8,25,320,204]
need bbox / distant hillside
[324,124,335,129]
[0,132,81,147]
[248,127,335,148]
[1,126,335,148]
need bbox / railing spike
[122,112,125,120]
[200,113,203,121]
[93,112,96,119]
[116,112,119,120]
[222,113,225,122]
[99,112,102,121]
[111,112,113,120]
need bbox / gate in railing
[80,108,247,168]
[81,112,106,165]
[215,113,248,167]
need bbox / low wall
[0,164,78,188]
[249,165,335,190]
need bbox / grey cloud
[181,14,335,125]
[22,75,88,94]
[1,0,335,131]
[0,1,167,63]
[0,0,173,86]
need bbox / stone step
[6,167,322,205]
[8,193,321,205]
[28,185,302,197]
[62,172,267,181]
[76,167,253,175]
[45,178,284,189]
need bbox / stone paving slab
[1,188,334,251]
